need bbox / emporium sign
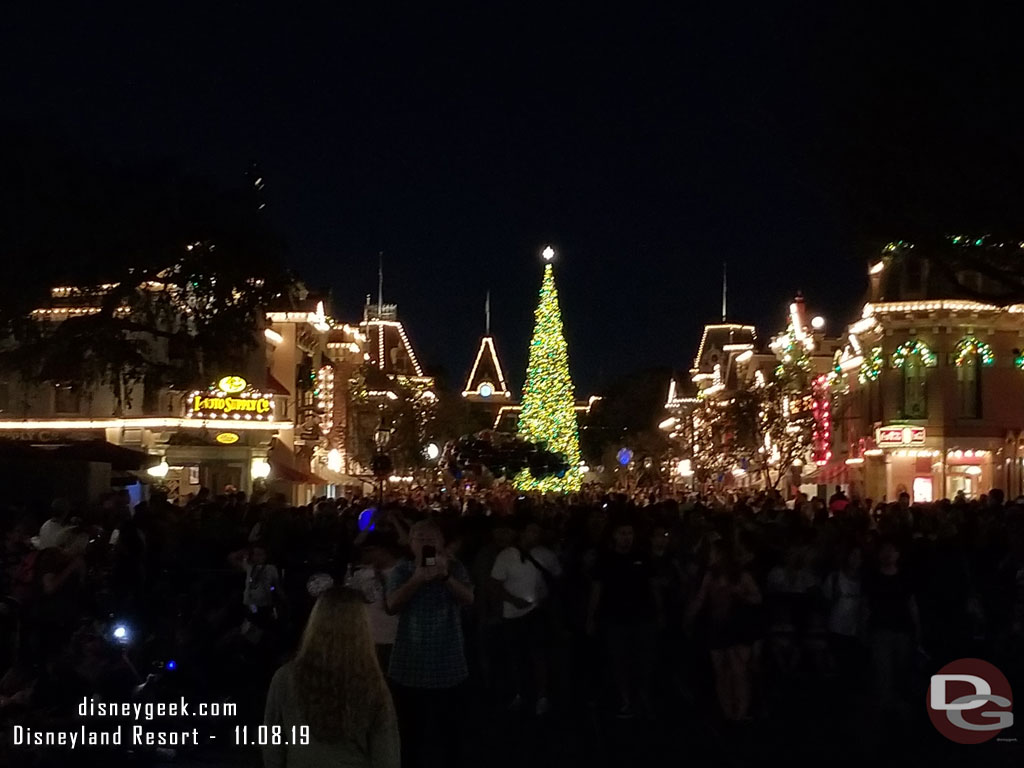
[876,424,926,448]
[187,376,274,421]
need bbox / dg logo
[927,658,1014,744]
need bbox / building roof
[463,336,511,400]
[691,323,757,374]
[873,236,1024,305]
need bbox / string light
[317,365,335,436]
[462,336,511,397]
[811,374,832,466]
[891,339,937,369]
[859,346,883,383]
[0,418,291,431]
[514,261,582,492]
[954,336,994,367]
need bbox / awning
[267,444,327,485]
[267,460,325,485]
[316,467,370,488]
[801,462,850,485]
[0,439,152,471]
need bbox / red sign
[876,425,926,447]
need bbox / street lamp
[374,424,392,452]
[371,415,394,507]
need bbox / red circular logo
[926,658,1014,744]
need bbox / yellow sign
[218,376,248,394]
[192,395,271,416]
[216,432,240,444]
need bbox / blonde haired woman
[263,587,399,768]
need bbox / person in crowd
[863,539,922,721]
[822,544,866,688]
[764,545,820,680]
[386,519,474,768]
[34,498,74,550]
[489,517,559,715]
[649,524,692,701]
[587,520,661,718]
[29,535,87,662]
[229,541,282,643]
[263,586,399,768]
[345,531,400,673]
[686,537,762,723]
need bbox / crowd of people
[0,482,1023,766]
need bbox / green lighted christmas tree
[514,247,582,492]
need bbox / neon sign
[187,376,274,421]
[218,375,248,394]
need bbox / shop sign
[188,376,274,420]
[215,432,240,444]
[218,376,248,394]
[2,429,103,442]
[876,424,926,447]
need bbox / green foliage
[514,264,581,492]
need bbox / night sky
[4,6,1024,394]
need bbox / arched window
[891,340,936,419]
[859,346,884,423]
[954,337,993,419]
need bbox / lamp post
[371,415,393,508]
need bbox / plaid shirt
[386,558,471,689]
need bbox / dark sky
[4,5,1024,394]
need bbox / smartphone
[422,545,437,567]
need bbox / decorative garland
[859,346,883,383]
[891,339,937,369]
[954,336,994,367]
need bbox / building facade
[0,271,438,504]
[834,239,1024,502]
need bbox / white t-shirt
[346,565,399,645]
[528,546,562,601]
[491,546,560,619]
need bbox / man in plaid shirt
[387,519,474,767]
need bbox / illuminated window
[913,476,933,503]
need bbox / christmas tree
[514,247,582,492]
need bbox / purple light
[358,508,376,532]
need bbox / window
[904,354,927,418]
[913,476,933,503]
[954,337,993,419]
[957,353,980,418]
[54,384,81,414]
[891,340,935,419]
